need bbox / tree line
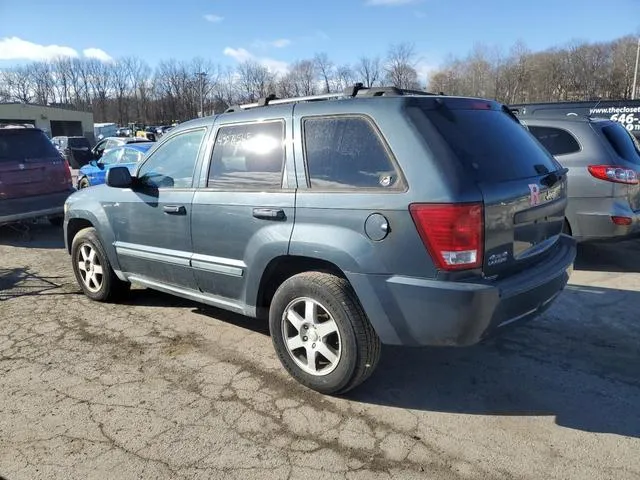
[428,35,639,104]
[1,35,638,125]
[0,43,420,125]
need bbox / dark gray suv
[64,86,576,394]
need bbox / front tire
[77,177,90,189]
[71,227,130,302]
[269,272,381,394]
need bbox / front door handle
[163,205,186,215]
[252,208,285,221]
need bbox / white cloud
[259,58,290,74]
[223,47,253,63]
[223,47,289,74]
[204,14,223,23]
[366,0,420,5]
[83,48,113,62]
[0,36,78,61]
[270,39,291,48]
[252,38,291,49]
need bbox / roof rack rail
[357,86,437,97]
[223,83,437,113]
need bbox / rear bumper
[347,234,576,347]
[0,189,74,225]
[567,196,640,242]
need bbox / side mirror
[106,166,133,188]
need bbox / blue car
[77,143,153,189]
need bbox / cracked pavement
[1,223,639,479]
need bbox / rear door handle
[252,208,285,221]
[163,205,186,215]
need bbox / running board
[126,275,253,317]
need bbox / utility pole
[197,72,206,117]
[632,37,640,100]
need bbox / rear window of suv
[601,123,640,165]
[0,129,60,162]
[409,104,561,182]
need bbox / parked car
[511,100,640,140]
[0,125,74,226]
[91,136,153,160]
[77,143,153,189]
[64,86,576,394]
[51,136,93,169]
[519,115,640,242]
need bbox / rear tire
[71,227,130,302]
[269,272,381,395]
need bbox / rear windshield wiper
[540,167,569,187]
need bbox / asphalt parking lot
[0,223,639,480]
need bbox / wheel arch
[66,218,94,253]
[254,255,347,318]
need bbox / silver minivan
[520,116,640,242]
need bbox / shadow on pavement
[348,283,640,438]
[0,222,65,250]
[574,240,640,273]
[0,268,68,300]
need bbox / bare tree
[27,62,55,105]
[111,60,131,124]
[87,59,113,121]
[236,61,275,102]
[122,57,151,122]
[286,60,318,96]
[385,43,420,89]
[211,66,241,112]
[356,56,382,87]
[2,67,34,103]
[314,53,334,93]
[334,64,355,91]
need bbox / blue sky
[1,0,639,81]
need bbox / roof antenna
[589,97,602,118]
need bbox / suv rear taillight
[409,203,484,271]
[587,165,638,185]
[63,161,72,186]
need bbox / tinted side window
[601,124,640,165]
[528,126,580,156]
[208,121,285,189]
[303,116,400,190]
[138,129,206,189]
